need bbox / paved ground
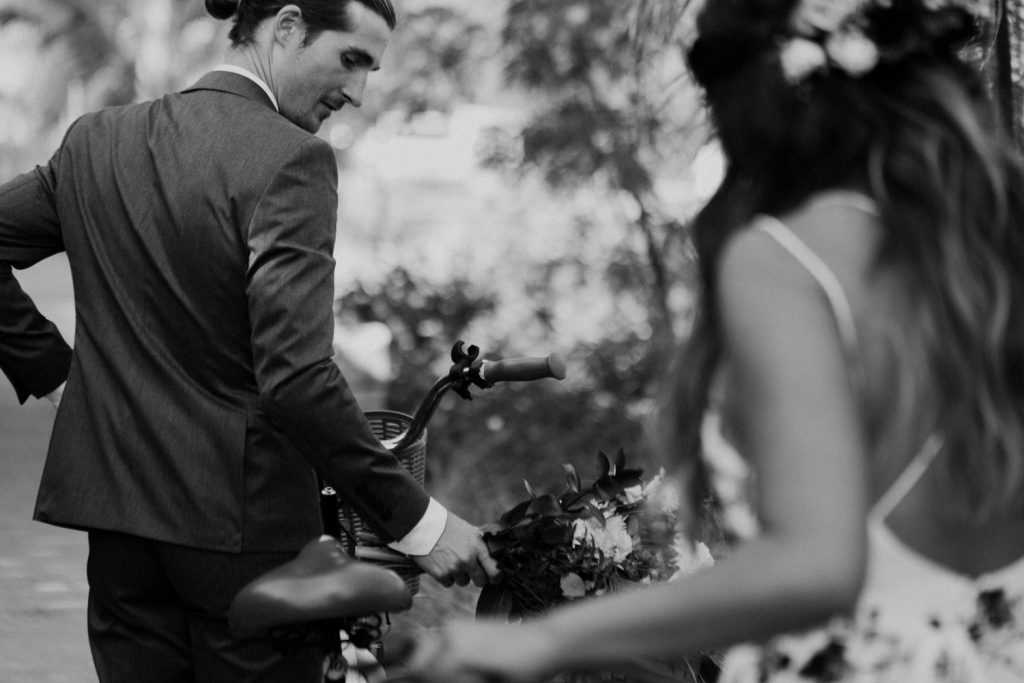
[0,255,95,681]
[0,406,95,683]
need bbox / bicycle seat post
[318,478,357,556]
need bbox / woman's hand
[408,619,557,683]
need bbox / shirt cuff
[387,497,447,556]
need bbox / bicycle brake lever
[448,341,481,400]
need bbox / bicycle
[228,341,568,682]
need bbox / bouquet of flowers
[476,450,720,682]
[476,449,714,621]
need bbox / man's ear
[272,4,306,47]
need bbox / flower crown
[779,0,993,84]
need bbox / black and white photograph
[2,1,1024,681]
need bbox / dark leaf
[798,641,849,680]
[476,583,514,621]
[583,501,605,526]
[500,500,533,526]
[612,470,644,489]
[595,478,624,501]
[541,522,572,545]
[484,534,510,555]
[512,526,537,547]
[527,494,564,517]
[562,501,589,518]
[615,447,627,473]
[598,450,612,478]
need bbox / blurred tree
[1,0,134,119]
[328,1,713,521]
[500,0,705,346]
[0,0,223,179]
[374,6,490,116]
[329,3,502,149]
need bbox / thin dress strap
[756,216,859,358]
[756,214,945,522]
[868,433,945,522]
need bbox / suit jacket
[0,72,430,552]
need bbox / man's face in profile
[276,3,390,134]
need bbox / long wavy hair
[661,0,1024,529]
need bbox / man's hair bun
[205,0,240,21]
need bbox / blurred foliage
[0,0,224,178]
[500,0,703,338]
[338,268,652,525]
[328,1,711,531]
[375,7,490,116]
[356,0,710,524]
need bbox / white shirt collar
[213,64,280,113]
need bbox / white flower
[642,470,664,494]
[642,469,681,515]
[669,537,715,580]
[571,518,588,546]
[790,0,868,35]
[779,38,828,84]
[572,515,634,563]
[718,645,762,683]
[826,30,880,76]
[843,630,898,672]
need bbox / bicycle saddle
[229,535,413,635]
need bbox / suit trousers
[86,530,323,683]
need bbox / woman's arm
[415,225,870,682]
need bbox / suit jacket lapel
[182,71,278,113]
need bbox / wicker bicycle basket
[339,410,426,596]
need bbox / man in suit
[0,0,498,680]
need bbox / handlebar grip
[479,353,567,383]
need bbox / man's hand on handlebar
[412,513,501,588]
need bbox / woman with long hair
[409,0,1024,680]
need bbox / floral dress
[718,436,1024,682]
[712,211,1024,682]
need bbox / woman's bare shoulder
[717,192,881,319]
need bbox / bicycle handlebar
[477,353,566,384]
[390,345,567,453]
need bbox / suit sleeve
[0,148,73,404]
[245,136,430,542]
